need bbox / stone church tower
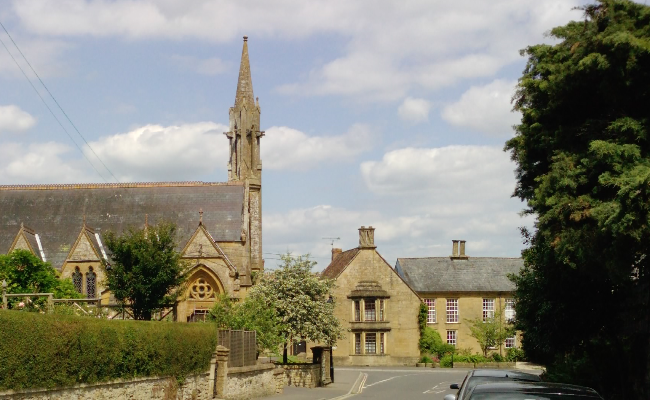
[225,36,264,273]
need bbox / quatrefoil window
[190,278,215,300]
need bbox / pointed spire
[235,36,255,107]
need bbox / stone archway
[180,265,225,322]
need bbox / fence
[217,329,257,367]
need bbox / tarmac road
[261,367,470,400]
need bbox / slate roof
[0,182,244,268]
[396,257,523,293]
[321,248,360,279]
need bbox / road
[262,367,470,400]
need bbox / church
[0,37,264,322]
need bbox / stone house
[0,37,264,322]
[321,226,421,366]
[395,240,523,355]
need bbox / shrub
[491,353,504,362]
[0,310,219,391]
[419,327,455,358]
[439,353,496,367]
[506,347,526,362]
[419,355,433,363]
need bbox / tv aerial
[322,237,340,248]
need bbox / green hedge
[0,311,219,391]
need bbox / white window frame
[447,330,457,346]
[505,336,516,349]
[424,299,436,323]
[505,298,516,322]
[483,298,495,322]
[446,298,459,323]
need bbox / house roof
[396,257,523,293]
[0,182,244,268]
[321,248,360,279]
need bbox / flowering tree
[254,254,342,363]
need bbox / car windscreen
[466,377,531,394]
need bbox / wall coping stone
[228,363,275,375]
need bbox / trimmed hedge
[0,311,219,391]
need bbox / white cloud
[262,124,373,171]
[11,0,584,99]
[263,144,534,270]
[0,105,36,133]
[361,145,515,199]
[0,142,94,183]
[441,79,521,136]
[88,122,229,182]
[171,55,229,76]
[398,97,431,124]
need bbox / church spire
[235,36,255,107]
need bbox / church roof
[0,181,244,268]
[396,257,523,293]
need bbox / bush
[419,327,455,358]
[0,310,219,390]
[419,355,433,363]
[505,347,526,362]
[491,353,504,362]
[439,353,496,368]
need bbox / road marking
[424,381,453,394]
[327,372,368,400]
[364,374,419,388]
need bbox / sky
[0,0,592,270]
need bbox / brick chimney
[332,248,342,261]
[358,226,377,249]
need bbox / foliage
[418,302,428,332]
[419,327,455,358]
[504,1,650,398]
[439,353,494,368]
[0,310,218,390]
[419,355,433,364]
[103,222,187,320]
[0,250,81,310]
[491,353,504,362]
[209,293,284,353]
[505,347,526,362]
[253,254,342,363]
[465,310,514,357]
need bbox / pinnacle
[235,36,255,107]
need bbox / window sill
[351,354,388,356]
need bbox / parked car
[444,369,542,400]
[465,381,604,399]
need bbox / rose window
[190,278,215,299]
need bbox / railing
[217,329,257,367]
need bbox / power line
[0,20,119,183]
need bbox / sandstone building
[0,37,264,322]
[321,226,422,366]
[396,240,523,355]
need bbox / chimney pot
[331,248,343,261]
[460,240,466,257]
[452,240,459,257]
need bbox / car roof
[469,381,602,398]
[469,369,541,381]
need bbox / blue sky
[0,0,591,269]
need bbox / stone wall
[282,364,322,388]
[224,363,280,400]
[0,374,210,400]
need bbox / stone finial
[243,35,248,42]
[199,208,204,224]
[358,226,376,249]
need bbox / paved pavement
[261,367,471,400]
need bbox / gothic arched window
[86,267,96,298]
[72,267,83,294]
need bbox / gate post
[215,345,230,397]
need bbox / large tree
[253,254,342,364]
[505,1,650,399]
[103,222,187,320]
